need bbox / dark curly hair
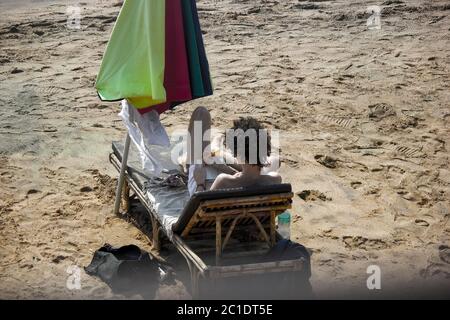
[225,117,271,167]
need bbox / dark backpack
[85,243,169,299]
[261,239,314,299]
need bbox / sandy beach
[0,0,449,299]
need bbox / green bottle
[277,211,291,239]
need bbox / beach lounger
[109,141,305,298]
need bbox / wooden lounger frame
[109,140,303,298]
[182,194,293,265]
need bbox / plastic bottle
[277,211,291,240]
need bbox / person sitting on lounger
[185,107,281,194]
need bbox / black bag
[263,239,312,276]
[262,239,314,299]
[198,240,314,299]
[85,243,167,299]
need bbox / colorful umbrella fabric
[95,0,213,113]
[190,0,213,96]
[95,0,166,108]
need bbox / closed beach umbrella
[96,0,213,113]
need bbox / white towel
[119,100,170,175]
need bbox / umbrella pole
[113,134,130,215]
[113,102,133,215]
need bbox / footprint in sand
[52,255,67,264]
[342,236,389,250]
[80,186,93,192]
[351,181,362,189]
[26,189,41,196]
[0,171,14,179]
[293,3,322,10]
[314,154,338,168]
[297,190,332,202]
[11,67,24,74]
[368,103,396,121]
[414,219,430,227]
[281,156,299,168]
[439,245,450,264]
[394,145,423,158]
[316,114,356,129]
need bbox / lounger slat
[199,205,290,219]
[207,259,304,278]
[181,206,288,238]
[187,224,270,236]
[200,193,293,208]
[202,202,291,213]
[181,207,203,238]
